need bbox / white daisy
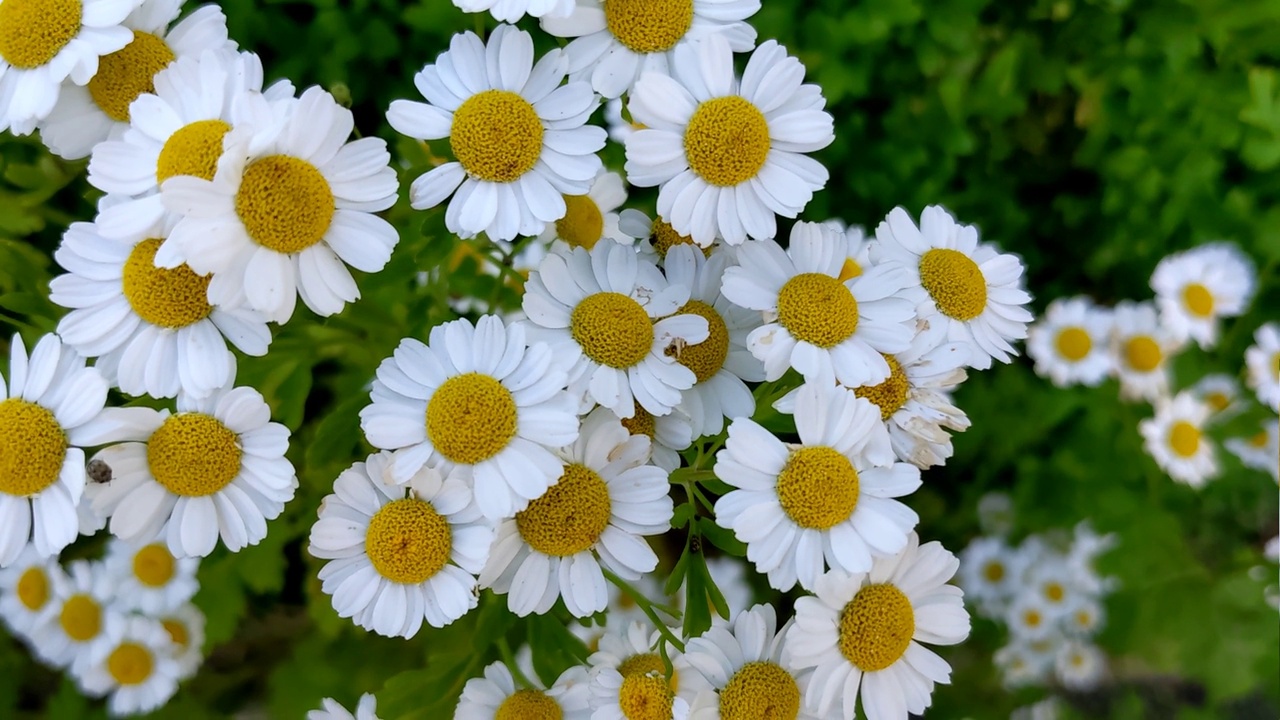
[1005,593,1056,642]
[308,452,491,637]
[537,169,634,252]
[1026,559,1079,620]
[1026,296,1112,387]
[38,0,234,159]
[588,620,692,720]
[386,25,605,242]
[1225,420,1278,482]
[619,208,717,267]
[522,241,710,419]
[1062,596,1105,637]
[541,0,758,99]
[713,383,917,592]
[784,534,971,720]
[308,693,379,720]
[158,85,399,323]
[1139,391,1219,487]
[456,661,591,719]
[74,615,181,717]
[1189,373,1246,423]
[1151,242,1256,348]
[0,544,66,642]
[721,222,915,388]
[994,641,1051,689]
[156,602,203,679]
[957,536,1024,618]
[1108,301,1182,403]
[84,385,298,557]
[595,402,693,473]
[30,559,124,671]
[624,35,833,245]
[103,538,198,614]
[479,410,673,617]
[454,0,573,22]
[50,220,272,400]
[1245,322,1280,411]
[872,205,1034,370]
[1054,639,1105,690]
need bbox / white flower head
[102,537,198,614]
[1054,639,1106,691]
[1005,592,1057,642]
[620,207,718,267]
[1224,419,1279,483]
[536,169,636,252]
[957,536,1025,619]
[1139,391,1219,488]
[1151,242,1256,348]
[1026,296,1113,388]
[591,402,693,474]
[0,544,67,642]
[1245,322,1280,411]
[456,661,591,719]
[1108,300,1182,403]
[155,602,204,680]
[30,559,125,671]
[73,615,181,717]
[588,620,693,720]
[1189,373,1246,424]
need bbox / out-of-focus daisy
[785,534,970,720]
[31,560,123,671]
[625,36,833,245]
[1108,301,1181,403]
[74,615,181,717]
[522,242,710,419]
[359,315,578,521]
[588,620,692,720]
[872,205,1034,370]
[0,545,66,642]
[51,220,272,400]
[541,0,758,99]
[386,26,605,242]
[994,641,1051,689]
[454,0,573,22]
[38,0,234,159]
[308,694,379,720]
[619,208,714,266]
[1224,419,1278,482]
[1005,594,1056,642]
[721,222,915,388]
[1066,523,1117,595]
[479,411,672,617]
[84,385,298,557]
[1139,391,1219,488]
[537,170,634,252]
[456,661,591,719]
[1026,560,1078,620]
[103,538,198,614]
[1150,242,1255,348]
[1062,597,1104,637]
[1054,639,1105,690]
[958,536,1023,617]
[309,452,491,637]
[1190,374,1246,423]
[609,402,693,473]
[159,85,399,323]
[1245,323,1280,411]
[1026,297,1112,388]
[713,384,917,591]
[156,602,203,679]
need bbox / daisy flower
[308,452,492,637]
[84,385,298,558]
[0,544,67,642]
[1005,593,1057,642]
[308,694,379,720]
[158,85,399,323]
[156,602,204,679]
[1189,373,1246,423]
[479,410,673,617]
[536,170,634,251]
[358,315,578,521]
[456,661,591,719]
[721,222,916,388]
[1062,597,1105,637]
[74,615,181,717]
[540,0,758,99]
[596,402,693,473]
[50,220,272,400]
[1224,420,1278,482]
[103,538,198,614]
[1245,322,1280,411]
[522,241,710,419]
[454,0,573,22]
[0,0,134,133]
[1026,296,1113,388]
[1150,242,1256,348]
[957,536,1024,618]
[386,25,605,242]
[38,0,234,159]
[30,559,124,671]
[588,620,692,720]
[619,209,715,268]
[1054,640,1105,690]
[625,35,833,245]
[994,641,1051,689]
[872,205,1034,370]
[1108,301,1182,403]
[1026,559,1079,620]
[713,383,918,592]
[0,332,112,566]
[784,534,971,720]
[1139,391,1219,487]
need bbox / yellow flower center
[982,561,1005,583]
[854,354,909,420]
[604,0,694,53]
[775,446,859,530]
[107,642,153,686]
[1023,609,1042,628]
[1123,336,1162,372]
[365,498,452,585]
[1182,283,1214,317]
[16,567,49,611]
[918,248,987,321]
[649,219,707,258]
[132,543,176,587]
[719,661,800,720]
[618,653,665,679]
[684,96,771,187]
[556,194,605,249]
[87,31,174,122]
[0,0,80,69]
[1055,327,1092,362]
[0,398,68,497]
[837,257,863,283]
[156,119,232,184]
[620,402,656,439]
[1249,430,1268,448]
[1074,610,1092,628]
[570,292,654,369]
[776,273,859,349]
[162,618,188,648]
[147,413,242,497]
[668,300,728,383]
[838,583,915,672]
[516,463,612,557]
[235,155,334,254]
[495,689,562,720]
[1272,352,1280,381]
[1205,392,1230,412]
[425,373,518,465]
[619,672,674,720]
[59,594,102,642]
[122,238,213,329]
[1168,420,1200,458]
[1043,581,1065,603]
[450,89,543,183]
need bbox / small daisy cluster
[0,540,204,717]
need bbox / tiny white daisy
[74,614,181,717]
[957,536,1024,618]
[1139,391,1219,487]
[454,0,574,22]
[588,620,692,720]
[1151,242,1256,348]
[1062,596,1105,637]
[386,25,605,242]
[994,640,1052,689]
[456,661,592,719]
[156,602,203,679]
[1026,296,1113,387]
[619,208,717,267]
[1054,639,1105,690]
[1245,322,1280,411]
[1026,559,1079,620]
[1224,420,1278,482]
[1189,373,1246,424]
[0,544,66,642]
[308,693,379,720]
[1005,593,1056,642]
[1108,301,1182,403]
[103,538,198,614]
[595,402,693,473]
[30,559,124,671]
[537,169,635,252]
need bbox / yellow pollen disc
[1182,283,1214,317]
[620,402,656,439]
[1044,582,1065,603]
[775,446,859,530]
[1168,420,1201,458]
[365,498,452,585]
[1205,392,1230,412]
[0,0,81,69]
[87,31,174,122]
[235,155,334,254]
[570,292,654,369]
[1055,327,1092,362]
[837,258,863,283]
[684,96,771,187]
[122,238,213,329]
[604,0,694,54]
[16,568,49,611]
[719,661,800,720]
[1074,610,1092,627]
[838,583,915,672]
[1272,352,1280,381]
[107,642,153,686]
[156,119,232,184]
[426,373,518,465]
[450,89,543,183]
[649,219,707,259]
[59,594,102,642]
[1070,653,1085,667]
[619,672,675,720]
[556,194,605,249]
[496,689,562,720]
[982,561,1005,583]
[162,618,188,648]
[1124,336,1162,372]
[132,544,176,587]
[1249,430,1268,448]
[516,464,612,557]
[618,653,665,679]
[669,300,728,383]
[1023,610,1042,628]
[147,413,242,497]
[918,248,988,321]
[0,398,68,497]
[776,273,859,349]
[854,354,910,420]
